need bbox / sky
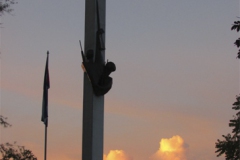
[0,0,240,160]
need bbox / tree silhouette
[0,0,16,16]
[0,1,37,159]
[0,115,11,128]
[215,96,240,159]
[231,21,240,59]
[0,142,37,160]
[215,20,240,160]
[0,116,37,160]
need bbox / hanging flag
[41,51,50,127]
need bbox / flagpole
[44,125,47,160]
[42,51,50,160]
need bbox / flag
[41,51,50,127]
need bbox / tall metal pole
[82,0,106,160]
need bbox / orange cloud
[150,135,187,160]
[104,150,132,160]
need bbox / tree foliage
[231,21,240,59]
[0,116,37,160]
[215,96,240,159]
[0,0,16,16]
[0,143,37,160]
[215,20,240,159]
[0,115,11,128]
[0,2,38,159]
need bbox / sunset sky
[1,0,240,160]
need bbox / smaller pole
[44,125,47,160]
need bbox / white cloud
[150,135,187,160]
[104,150,133,160]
